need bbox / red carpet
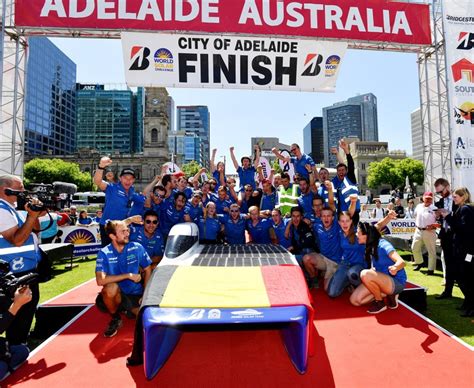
[41,279,100,306]
[4,283,473,387]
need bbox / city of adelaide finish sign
[121,32,347,92]
[15,0,431,45]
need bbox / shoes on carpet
[435,292,452,300]
[413,264,423,271]
[386,294,399,309]
[426,270,434,276]
[367,299,387,314]
[104,315,123,338]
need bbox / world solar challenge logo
[154,48,174,72]
[325,55,341,77]
[64,229,96,245]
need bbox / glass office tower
[24,37,76,155]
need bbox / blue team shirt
[198,217,222,241]
[130,225,164,259]
[298,192,314,218]
[101,182,137,225]
[160,202,185,235]
[129,194,146,217]
[214,197,232,215]
[313,219,343,263]
[246,218,272,244]
[220,214,246,245]
[202,193,218,207]
[237,166,257,190]
[272,219,291,249]
[373,239,407,286]
[290,154,315,179]
[260,191,278,212]
[95,242,152,295]
[339,231,366,267]
[184,201,203,223]
[78,217,93,225]
[213,170,227,191]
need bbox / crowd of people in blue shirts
[92,139,407,315]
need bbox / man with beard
[160,192,187,237]
[95,220,152,337]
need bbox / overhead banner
[15,0,431,45]
[122,32,347,92]
[443,0,474,193]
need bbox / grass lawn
[38,257,97,303]
[404,264,474,346]
[32,254,474,348]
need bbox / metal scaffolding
[1,0,451,185]
[0,0,26,176]
[417,0,451,190]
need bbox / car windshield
[164,235,198,258]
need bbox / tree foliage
[367,157,424,190]
[24,158,92,192]
[180,160,202,178]
[272,159,282,174]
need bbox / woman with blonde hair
[442,187,474,317]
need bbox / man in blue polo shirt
[96,220,152,338]
[272,143,315,180]
[270,209,291,249]
[160,191,187,236]
[220,203,247,245]
[303,207,342,291]
[93,156,141,247]
[184,191,204,223]
[129,210,164,268]
[230,146,260,191]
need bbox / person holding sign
[272,143,315,180]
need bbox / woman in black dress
[443,187,474,317]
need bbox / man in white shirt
[411,191,439,274]
[372,199,385,219]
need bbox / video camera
[0,260,38,298]
[5,181,77,211]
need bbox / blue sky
[51,37,420,165]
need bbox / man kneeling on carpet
[95,220,152,337]
[349,222,407,314]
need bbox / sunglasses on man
[145,219,158,225]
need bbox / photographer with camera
[0,174,43,345]
[0,279,32,381]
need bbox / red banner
[15,0,431,45]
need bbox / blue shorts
[390,278,405,295]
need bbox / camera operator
[0,174,43,345]
[0,283,32,381]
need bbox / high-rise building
[303,117,324,164]
[322,93,378,167]
[168,131,201,166]
[24,37,76,156]
[76,84,144,154]
[177,106,210,168]
[411,108,423,161]
[167,96,175,133]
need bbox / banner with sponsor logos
[56,224,102,256]
[443,0,474,193]
[15,0,431,45]
[122,32,347,92]
[360,218,416,240]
